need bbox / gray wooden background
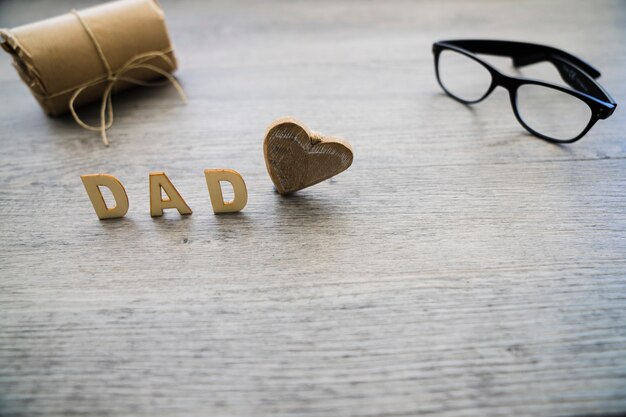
[1,0,625,416]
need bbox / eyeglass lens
[515,84,592,141]
[437,49,492,102]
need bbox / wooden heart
[263,117,353,195]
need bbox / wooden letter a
[149,172,192,217]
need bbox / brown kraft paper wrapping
[0,0,178,119]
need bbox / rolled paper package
[0,0,179,141]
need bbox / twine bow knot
[69,10,186,146]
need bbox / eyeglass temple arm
[512,50,600,78]
[512,50,608,99]
[440,40,601,77]
[544,56,612,101]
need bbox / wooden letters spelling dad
[81,118,353,220]
[82,169,247,219]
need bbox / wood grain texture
[0,1,625,416]
[264,117,353,194]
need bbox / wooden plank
[0,0,625,416]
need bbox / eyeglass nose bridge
[481,70,526,122]
[472,67,518,104]
[484,71,527,113]
[489,70,521,93]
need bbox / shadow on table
[269,189,354,231]
[93,216,140,236]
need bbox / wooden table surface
[1,0,625,416]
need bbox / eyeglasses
[432,40,617,143]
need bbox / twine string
[69,10,186,145]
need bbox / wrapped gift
[0,0,184,144]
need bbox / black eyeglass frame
[432,40,617,143]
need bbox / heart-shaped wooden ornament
[263,117,353,195]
